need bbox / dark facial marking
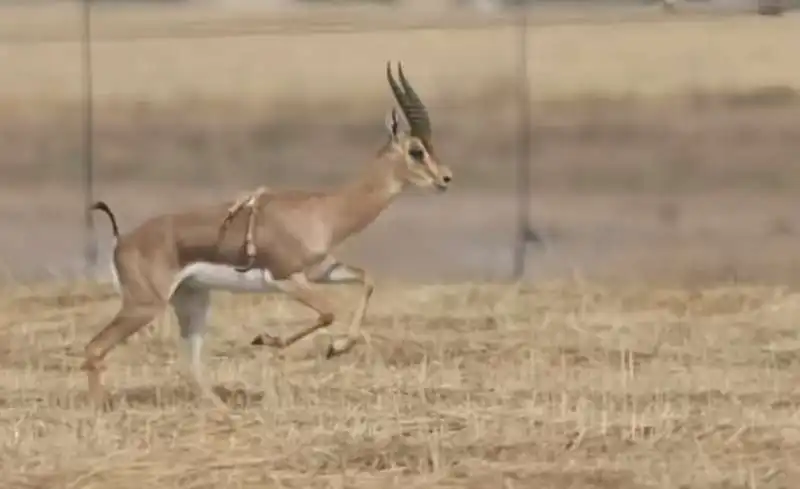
[408,146,425,162]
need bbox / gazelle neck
[327,148,406,245]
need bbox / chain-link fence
[1,1,799,285]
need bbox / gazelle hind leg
[82,251,177,408]
[82,303,164,407]
[170,285,226,409]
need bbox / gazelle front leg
[250,256,373,358]
[250,272,336,349]
[305,255,374,358]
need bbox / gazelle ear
[385,107,401,140]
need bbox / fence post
[81,0,97,277]
[512,7,540,281]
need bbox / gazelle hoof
[325,344,338,359]
[251,334,283,348]
[325,337,356,359]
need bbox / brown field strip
[1,6,799,105]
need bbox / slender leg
[82,248,178,409]
[251,272,336,349]
[170,285,226,409]
[82,303,163,407]
[306,256,374,358]
[250,256,373,358]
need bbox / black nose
[443,175,452,183]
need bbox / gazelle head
[384,62,453,192]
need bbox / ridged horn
[386,61,432,141]
[397,63,431,140]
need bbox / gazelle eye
[408,147,425,161]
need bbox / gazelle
[82,62,452,407]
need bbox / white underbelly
[173,262,278,293]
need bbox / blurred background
[0,0,798,285]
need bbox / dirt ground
[2,281,800,488]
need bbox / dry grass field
[3,281,800,488]
[2,5,800,487]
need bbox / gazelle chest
[293,218,333,258]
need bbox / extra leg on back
[218,186,270,273]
